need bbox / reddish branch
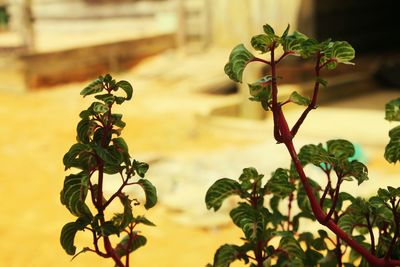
[267,48,400,266]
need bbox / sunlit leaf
[385,98,400,121]
[205,178,241,211]
[289,91,311,106]
[224,44,255,82]
[251,34,274,53]
[80,78,103,97]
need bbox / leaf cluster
[60,74,157,264]
[224,24,355,111]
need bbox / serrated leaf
[93,145,119,165]
[115,234,147,257]
[298,144,333,168]
[95,93,115,105]
[80,78,103,97]
[224,44,255,83]
[265,168,295,198]
[385,98,400,121]
[337,214,356,235]
[92,102,109,114]
[76,119,97,144]
[212,244,241,267]
[251,34,274,53]
[282,32,308,56]
[326,139,355,159]
[347,160,369,185]
[322,41,355,68]
[116,80,133,100]
[63,143,90,169]
[205,178,241,211]
[279,235,305,260]
[138,179,157,209]
[289,91,311,106]
[238,167,264,191]
[229,203,269,240]
[385,125,400,163]
[60,172,92,218]
[60,218,89,255]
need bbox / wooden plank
[32,0,174,20]
[20,33,176,88]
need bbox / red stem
[267,50,400,265]
[283,128,400,266]
[291,52,322,138]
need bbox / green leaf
[265,168,295,198]
[251,34,274,53]
[95,93,115,105]
[281,24,290,39]
[60,218,89,255]
[132,160,149,178]
[93,145,119,165]
[60,172,92,218]
[212,244,241,267]
[299,38,319,58]
[76,119,97,144]
[248,76,273,109]
[385,125,400,163]
[347,160,369,185]
[229,203,269,240]
[238,167,264,191]
[385,98,400,121]
[80,78,103,97]
[205,178,241,211]
[289,91,311,106]
[322,41,355,67]
[337,214,357,235]
[115,234,147,257]
[92,102,109,114]
[326,139,355,159]
[133,215,156,226]
[100,221,120,236]
[298,144,333,168]
[111,193,134,230]
[63,143,90,170]
[111,113,126,128]
[315,77,328,87]
[138,179,157,209]
[319,251,338,267]
[282,32,308,56]
[116,80,133,100]
[224,44,255,82]
[112,137,128,152]
[279,235,305,260]
[263,24,275,35]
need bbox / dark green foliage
[60,75,157,265]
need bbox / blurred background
[0,0,400,266]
